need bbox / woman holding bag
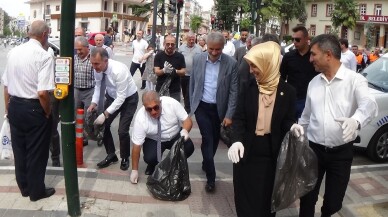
[227,41,302,216]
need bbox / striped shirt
[2,39,54,99]
[74,53,95,88]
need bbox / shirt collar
[206,54,222,63]
[29,39,43,48]
[320,64,346,82]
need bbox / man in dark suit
[190,32,238,193]
[234,34,255,67]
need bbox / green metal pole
[59,0,81,216]
[175,5,181,47]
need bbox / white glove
[163,61,174,74]
[130,170,138,184]
[180,129,189,141]
[94,113,106,125]
[290,124,305,142]
[227,142,244,163]
[335,117,359,143]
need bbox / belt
[200,101,217,109]
[310,141,353,153]
[75,87,94,91]
[10,96,39,103]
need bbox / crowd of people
[2,20,380,217]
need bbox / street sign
[55,57,72,85]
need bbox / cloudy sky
[0,0,214,18]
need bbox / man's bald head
[142,90,161,105]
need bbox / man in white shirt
[291,34,378,217]
[339,38,357,72]
[129,91,194,183]
[130,30,149,89]
[94,34,113,58]
[221,30,235,56]
[88,47,139,171]
[2,20,56,201]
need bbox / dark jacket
[231,78,296,160]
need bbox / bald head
[28,20,50,45]
[142,90,161,105]
[95,34,105,47]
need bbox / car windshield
[361,55,388,92]
[50,39,60,48]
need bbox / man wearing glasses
[280,26,319,118]
[129,91,194,183]
[154,35,186,102]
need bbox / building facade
[287,0,388,49]
[28,0,149,38]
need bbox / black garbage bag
[220,124,232,146]
[84,110,104,146]
[158,70,176,97]
[146,137,191,201]
[271,132,318,212]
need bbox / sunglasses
[166,43,175,47]
[145,105,160,113]
[292,37,301,43]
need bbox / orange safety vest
[369,54,379,63]
[356,54,363,65]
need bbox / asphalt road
[0,43,379,166]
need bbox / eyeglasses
[166,43,175,47]
[145,105,160,113]
[292,37,301,43]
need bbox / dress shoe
[205,183,215,193]
[30,188,55,201]
[145,164,155,175]
[52,159,61,167]
[97,154,118,168]
[120,158,129,171]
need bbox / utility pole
[151,0,158,46]
[175,4,180,46]
[59,0,81,216]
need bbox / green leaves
[331,0,359,29]
[190,15,203,33]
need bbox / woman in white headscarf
[227,41,297,217]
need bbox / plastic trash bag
[84,110,104,146]
[220,124,232,146]
[146,137,191,201]
[158,70,176,97]
[0,118,13,160]
[271,132,318,212]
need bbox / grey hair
[206,32,225,44]
[142,90,161,104]
[75,36,89,47]
[186,32,196,38]
[310,34,341,59]
[29,20,49,37]
[90,47,109,60]
[251,37,262,46]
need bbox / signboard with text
[55,57,72,85]
[359,15,388,23]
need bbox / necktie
[157,117,162,162]
[98,73,106,113]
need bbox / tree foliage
[130,3,152,17]
[190,15,203,33]
[331,0,359,29]
[215,0,249,30]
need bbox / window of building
[375,4,382,16]
[324,25,331,34]
[359,4,366,15]
[310,25,316,36]
[33,10,36,18]
[114,3,118,12]
[326,4,333,17]
[104,1,108,11]
[311,4,317,17]
[45,5,51,15]
[56,5,60,11]
[57,19,60,31]
[123,4,127,13]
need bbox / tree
[190,15,203,33]
[215,0,249,30]
[331,0,360,38]
[365,21,376,49]
[277,0,306,40]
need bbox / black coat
[231,77,296,161]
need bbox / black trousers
[180,75,190,113]
[130,61,146,88]
[195,101,221,184]
[8,96,52,199]
[142,133,194,166]
[103,93,138,159]
[299,141,353,217]
[49,93,60,161]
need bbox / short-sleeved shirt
[2,39,54,98]
[154,51,186,93]
[131,96,188,145]
[132,39,148,64]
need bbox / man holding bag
[2,20,55,201]
[292,34,377,217]
[129,91,194,183]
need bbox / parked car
[87,32,106,46]
[48,38,60,56]
[355,52,388,162]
